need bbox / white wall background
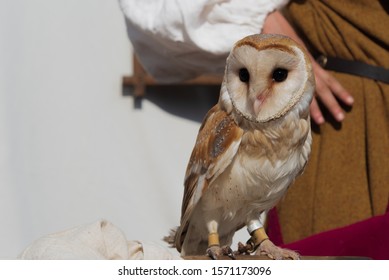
[0,0,204,259]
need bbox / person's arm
[262,11,354,125]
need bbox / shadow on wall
[122,85,220,123]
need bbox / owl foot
[255,239,300,260]
[206,245,236,260]
[235,241,253,255]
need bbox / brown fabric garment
[275,0,389,243]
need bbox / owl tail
[163,227,178,248]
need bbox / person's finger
[325,73,354,106]
[315,76,345,122]
[310,98,324,125]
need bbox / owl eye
[239,68,250,83]
[272,68,288,82]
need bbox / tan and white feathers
[166,34,315,259]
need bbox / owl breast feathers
[165,34,315,259]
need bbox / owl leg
[205,221,235,260]
[236,219,268,254]
[241,219,299,260]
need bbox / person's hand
[309,59,354,124]
[262,11,354,125]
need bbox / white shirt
[119,0,288,82]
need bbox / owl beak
[253,98,262,115]
[253,93,267,115]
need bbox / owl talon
[223,246,236,259]
[206,245,235,259]
[235,241,251,255]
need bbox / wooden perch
[122,55,223,97]
[184,255,370,260]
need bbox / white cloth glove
[18,219,180,260]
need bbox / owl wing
[175,103,243,250]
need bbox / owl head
[220,34,315,124]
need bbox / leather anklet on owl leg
[205,219,236,259]
[207,232,235,259]
[205,220,221,259]
[247,219,268,253]
[246,227,269,253]
[206,232,221,259]
[236,219,268,254]
[208,232,220,247]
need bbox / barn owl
[165,34,315,260]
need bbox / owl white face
[225,35,314,123]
